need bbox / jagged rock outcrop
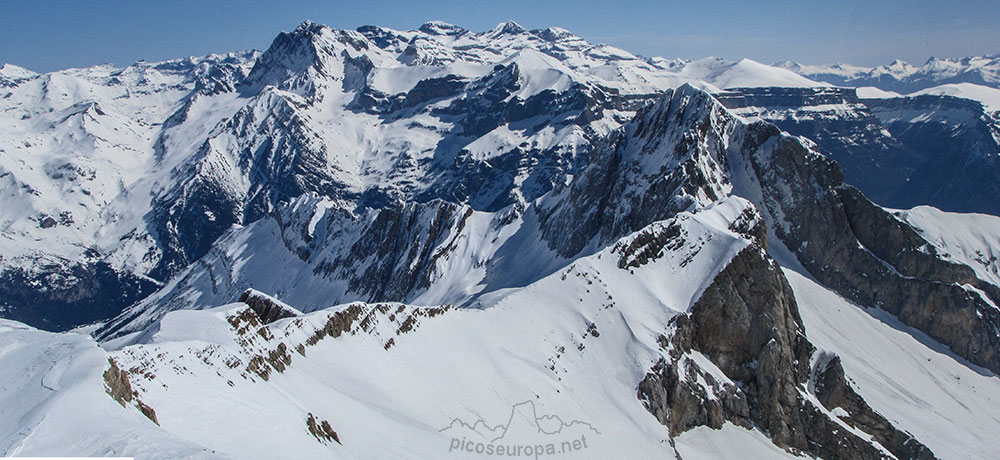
[316,201,472,300]
[238,289,301,324]
[104,358,160,425]
[537,84,734,257]
[306,413,341,445]
[720,109,1000,373]
[639,243,936,460]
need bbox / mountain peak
[0,63,38,80]
[243,21,340,92]
[531,26,575,42]
[489,20,527,36]
[773,60,802,69]
[418,20,466,36]
[294,20,328,36]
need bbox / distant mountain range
[776,55,1000,93]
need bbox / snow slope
[679,57,828,89]
[675,423,808,460]
[0,320,217,458]
[909,83,1000,112]
[787,268,1000,459]
[5,196,998,459]
[3,197,761,459]
[894,206,1000,288]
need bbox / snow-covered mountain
[0,21,835,331]
[1,21,678,330]
[777,55,1000,93]
[0,50,260,329]
[678,57,827,89]
[3,20,1000,460]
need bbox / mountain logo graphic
[440,400,600,457]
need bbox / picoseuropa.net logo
[440,400,600,459]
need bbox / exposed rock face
[538,85,734,257]
[103,358,134,407]
[639,244,936,460]
[237,289,300,324]
[782,184,1000,373]
[103,358,159,425]
[313,200,474,300]
[306,413,341,445]
[715,108,1000,374]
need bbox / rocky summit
[1,20,1000,460]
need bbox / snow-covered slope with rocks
[0,319,218,458]
[3,19,1000,460]
[4,192,976,459]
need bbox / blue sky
[2,0,998,72]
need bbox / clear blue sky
[3,0,999,73]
